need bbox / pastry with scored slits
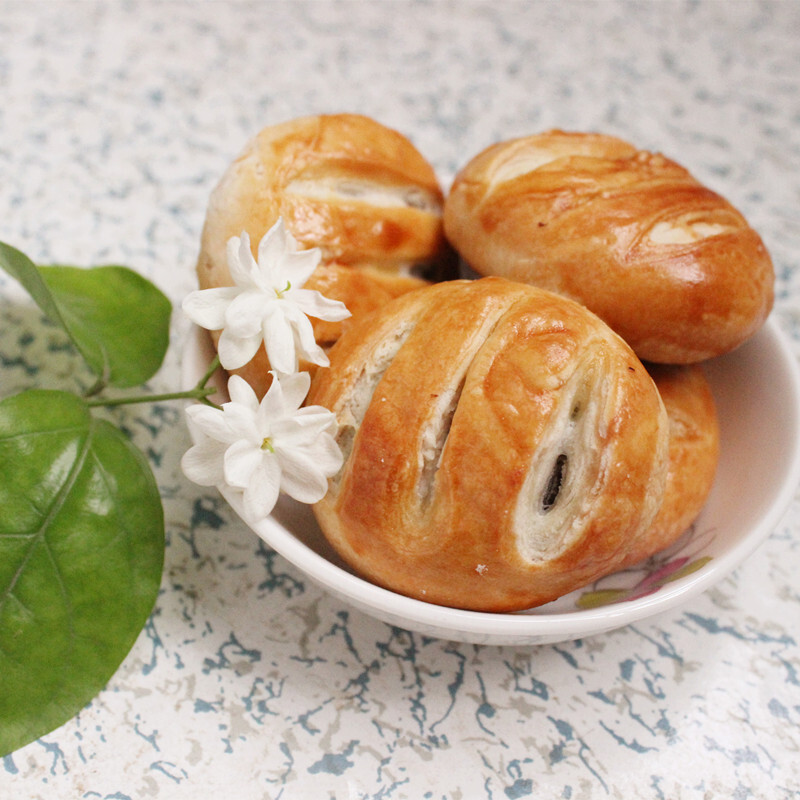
[309,277,670,611]
[196,113,453,395]
[443,129,774,363]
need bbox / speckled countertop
[2,1,800,798]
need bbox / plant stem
[197,354,222,390]
[87,386,217,408]
[87,355,223,409]
[83,377,107,399]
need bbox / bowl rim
[183,316,800,643]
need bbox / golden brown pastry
[444,129,774,364]
[309,277,670,611]
[195,113,456,394]
[619,363,719,568]
[198,112,452,280]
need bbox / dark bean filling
[541,453,568,512]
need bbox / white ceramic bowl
[181,318,800,645]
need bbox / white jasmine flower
[182,371,343,523]
[182,218,350,373]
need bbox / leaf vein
[0,424,88,444]
[0,427,93,636]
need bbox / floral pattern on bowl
[576,522,716,609]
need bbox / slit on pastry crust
[309,277,670,611]
[444,129,774,364]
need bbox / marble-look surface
[2,1,800,798]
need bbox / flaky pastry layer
[444,130,774,363]
[310,277,670,611]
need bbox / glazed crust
[619,363,720,568]
[198,112,452,279]
[443,130,774,363]
[195,113,454,394]
[309,277,670,611]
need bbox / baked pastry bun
[309,277,670,611]
[444,130,774,363]
[619,363,719,568]
[198,112,452,279]
[195,113,454,394]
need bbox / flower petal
[263,311,299,374]
[282,305,328,368]
[271,370,311,414]
[223,439,264,489]
[282,225,301,253]
[217,328,263,370]
[284,248,322,288]
[242,458,282,522]
[228,233,260,288]
[291,288,351,322]
[181,439,228,486]
[224,290,271,338]
[257,218,290,277]
[182,287,240,330]
[222,379,263,442]
[227,374,261,412]
[272,405,337,447]
[304,431,345,476]
[257,368,287,424]
[185,403,234,442]
[296,337,329,369]
[276,446,334,504]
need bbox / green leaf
[0,241,172,388]
[661,556,713,584]
[0,390,165,756]
[39,265,172,388]
[0,241,66,327]
[575,588,631,610]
